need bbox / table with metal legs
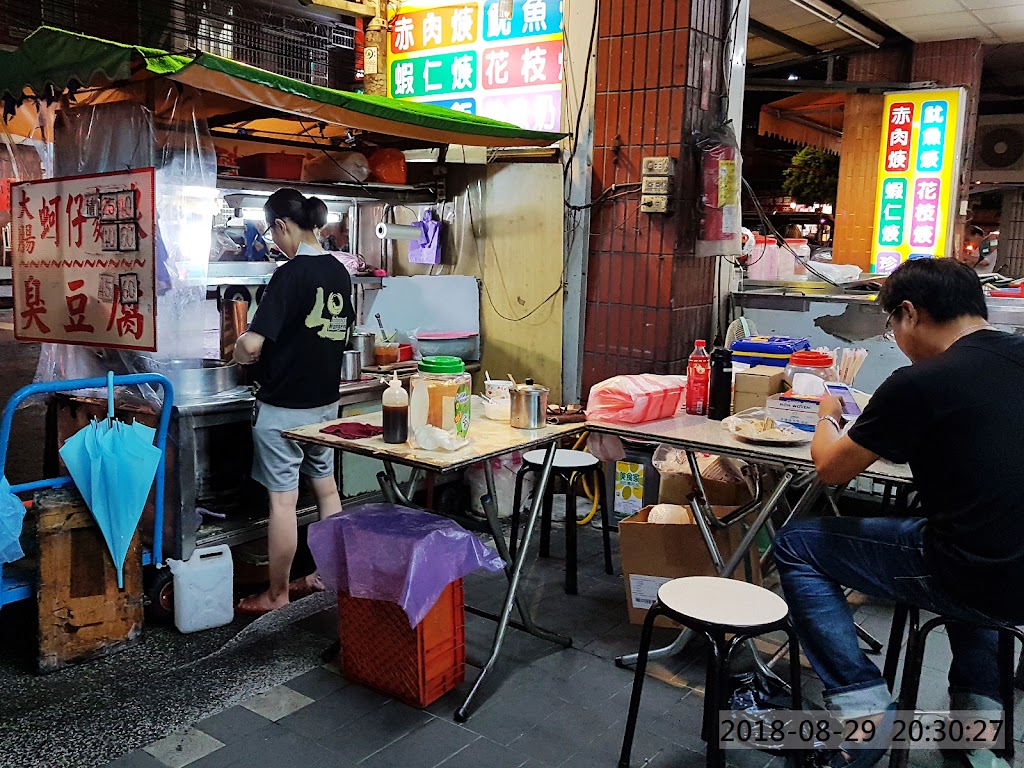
[585,415,911,671]
[285,414,587,720]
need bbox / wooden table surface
[285,411,586,473]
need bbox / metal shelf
[217,176,436,205]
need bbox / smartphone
[823,382,862,417]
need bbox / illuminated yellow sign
[870,88,966,274]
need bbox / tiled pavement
[95,522,1024,768]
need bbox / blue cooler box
[730,336,810,367]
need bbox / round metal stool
[619,577,801,768]
[509,448,614,595]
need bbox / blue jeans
[774,517,1003,719]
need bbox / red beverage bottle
[685,339,710,416]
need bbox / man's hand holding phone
[822,382,862,418]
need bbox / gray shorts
[252,401,339,493]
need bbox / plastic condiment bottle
[382,373,409,444]
[686,340,711,416]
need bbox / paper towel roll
[375,222,421,241]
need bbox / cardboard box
[765,393,819,428]
[619,505,762,627]
[658,455,753,507]
[733,365,785,413]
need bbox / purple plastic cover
[308,503,504,627]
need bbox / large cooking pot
[510,383,549,430]
[138,358,241,399]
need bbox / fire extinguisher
[699,139,738,243]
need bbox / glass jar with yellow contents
[409,356,472,440]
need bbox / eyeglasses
[883,307,900,341]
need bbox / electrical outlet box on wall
[641,156,675,176]
[641,176,671,195]
[641,195,671,214]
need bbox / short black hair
[966,224,984,238]
[879,258,987,322]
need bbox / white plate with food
[722,410,813,445]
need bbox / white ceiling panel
[876,0,965,20]
[974,6,1024,24]
[846,0,1024,42]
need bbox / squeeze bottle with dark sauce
[382,373,409,444]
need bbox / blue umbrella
[58,372,161,588]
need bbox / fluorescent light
[241,208,265,221]
[327,213,342,223]
[788,73,799,80]
[784,0,884,48]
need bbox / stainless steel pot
[510,384,549,429]
[139,358,241,399]
[351,331,375,370]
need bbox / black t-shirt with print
[847,330,1024,619]
[249,250,355,409]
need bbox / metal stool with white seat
[509,448,614,595]
[619,577,801,768]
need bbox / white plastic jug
[167,545,234,633]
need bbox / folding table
[285,412,587,720]
[586,413,913,668]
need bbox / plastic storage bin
[747,235,779,281]
[784,238,811,276]
[237,153,305,181]
[730,336,810,368]
[167,545,234,633]
[337,579,466,708]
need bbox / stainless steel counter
[736,280,1024,327]
[732,283,1024,395]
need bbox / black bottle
[707,338,733,421]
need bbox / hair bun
[303,195,329,229]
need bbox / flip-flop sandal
[235,596,277,617]
[288,578,325,600]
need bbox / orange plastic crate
[337,579,466,708]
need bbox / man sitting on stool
[774,258,1024,768]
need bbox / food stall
[0,27,562,611]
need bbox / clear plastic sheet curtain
[12,84,219,406]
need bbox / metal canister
[341,350,362,382]
[510,384,549,430]
[351,331,375,370]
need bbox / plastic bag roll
[375,222,422,241]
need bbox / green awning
[0,27,565,148]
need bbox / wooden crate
[36,487,143,673]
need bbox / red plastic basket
[337,579,466,708]
[236,152,305,181]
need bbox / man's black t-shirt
[848,329,1024,619]
[249,247,355,409]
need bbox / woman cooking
[233,188,355,615]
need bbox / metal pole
[456,441,566,721]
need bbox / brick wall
[583,0,728,394]
[833,94,887,271]
[832,50,907,270]
[911,38,984,245]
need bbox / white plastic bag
[466,453,533,519]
